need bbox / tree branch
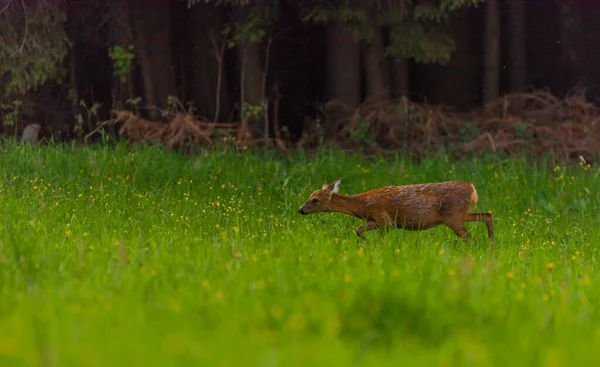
[12,0,28,56]
[260,26,294,139]
[210,28,228,123]
[0,0,14,16]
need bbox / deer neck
[327,193,366,219]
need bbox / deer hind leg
[465,212,494,244]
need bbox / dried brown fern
[301,88,600,162]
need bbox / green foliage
[190,1,273,47]
[108,45,136,84]
[0,100,23,129]
[231,10,268,47]
[348,122,375,145]
[413,4,447,22]
[388,22,457,64]
[345,114,375,145]
[242,102,264,121]
[382,0,485,64]
[378,4,410,25]
[1,144,599,365]
[191,0,484,66]
[74,99,101,138]
[458,121,480,142]
[440,0,486,12]
[301,0,484,65]
[301,2,372,41]
[0,98,36,130]
[515,123,533,139]
[187,0,252,7]
[0,1,69,97]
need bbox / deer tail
[470,184,479,205]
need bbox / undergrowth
[0,141,599,366]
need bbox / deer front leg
[355,221,380,240]
[443,219,472,243]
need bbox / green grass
[1,141,599,366]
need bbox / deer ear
[322,183,329,190]
[331,178,341,193]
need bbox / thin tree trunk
[65,2,78,103]
[326,20,361,109]
[132,0,177,118]
[67,46,78,104]
[389,57,409,97]
[135,24,157,117]
[554,1,588,87]
[190,3,230,121]
[420,8,479,108]
[234,6,264,137]
[361,4,390,102]
[64,0,81,141]
[508,0,527,92]
[238,42,262,107]
[483,0,500,104]
[108,0,136,108]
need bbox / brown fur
[298,179,494,244]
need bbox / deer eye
[311,198,319,204]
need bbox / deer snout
[298,207,307,215]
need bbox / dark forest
[2,0,600,160]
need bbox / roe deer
[298,178,494,244]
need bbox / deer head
[298,178,341,215]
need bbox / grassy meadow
[1,141,599,366]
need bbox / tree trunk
[361,5,390,102]
[418,8,479,108]
[65,0,79,135]
[483,0,500,104]
[132,0,177,118]
[554,1,588,87]
[189,3,230,122]
[108,0,136,108]
[326,20,361,109]
[237,43,263,107]
[234,6,264,137]
[508,0,527,92]
[388,57,409,97]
